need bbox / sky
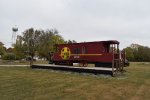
[0,0,150,49]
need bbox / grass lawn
[0,62,150,100]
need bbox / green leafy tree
[14,28,66,60]
[14,36,26,59]
[14,28,41,60]
[124,47,134,61]
[65,40,77,44]
[37,29,65,60]
[125,44,150,62]
[22,28,41,59]
[0,42,6,57]
[135,46,150,62]
[2,53,16,60]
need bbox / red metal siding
[53,41,114,63]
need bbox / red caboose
[50,40,129,68]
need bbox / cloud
[0,0,150,48]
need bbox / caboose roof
[56,40,119,46]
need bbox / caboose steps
[31,64,116,76]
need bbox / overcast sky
[0,0,150,49]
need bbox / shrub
[2,53,16,60]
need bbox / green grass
[0,62,150,100]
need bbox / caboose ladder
[112,52,124,76]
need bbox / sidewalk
[0,65,30,67]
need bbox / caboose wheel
[79,61,88,67]
[67,61,73,66]
[79,62,84,67]
[54,62,59,65]
[83,62,88,67]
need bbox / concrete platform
[31,64,116,76]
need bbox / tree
[14,28,66,60]
[124,47,134,61]
[37,29,65,59]
[65,40,77,44]
[0,42,6,57]
[135,46,150,62]
[125,44,150,62]
[14,28,41,60]
[14,36,26,59]
[2,53,16,60]
[23,28,41,59]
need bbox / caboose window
[109,44,113,53]
[109,44,118,53]
[82,46,86,54]
[74,48,80,54]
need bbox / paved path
[0,65,30,67]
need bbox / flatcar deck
[31,64,116,76]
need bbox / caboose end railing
[112,44,124,76]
